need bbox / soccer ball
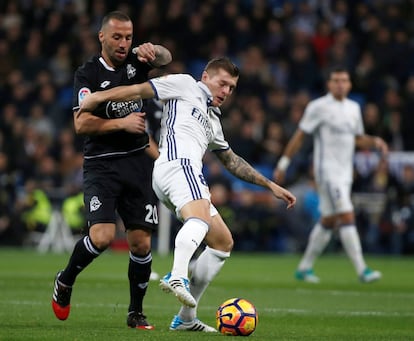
[216,298,258,336]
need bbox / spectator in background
[401,75,414,150]
[221,106,244,144]
[0,151,22,246]
[287,43,320,94]
[391,29,411,84]
[19,29,48,84]
[0,38,15,90]
[16,178,52,240]
[228,120,260,164]
[262,18,285,60]
[43,10,68,55]
[353,50,380,101]
[209,178,236,239]
[265,88,290,122]
[258,120,285,166]
[311,20,334,68]
[379,164,414,254]
[48,43,73,88]
[237,45,273,96]
[7,70,32,118]
[26,103,55,142]
[322,0,349,30]
[362,102,383,137]
[0,103,30,175]
[326,28,356,72]
[383,111,403,151]
[37,82,69,134]
[182,12,209,61]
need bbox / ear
[201,70,209,82]
[98,31,104,43]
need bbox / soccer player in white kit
[274,67,388,283]
[79,57,296,332]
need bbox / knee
[89,225,116,249]
[225,237,234,253]
[129,240,151,255]
[209,234,234,253]
[127,230,152,255]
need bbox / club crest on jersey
[90,195,102,212]
[126,64,136,79]
[78,87,91,104]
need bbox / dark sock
[59,236,103,286]
[128,251,152,313]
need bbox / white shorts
[317,181,353,217]
[152,158,218,220]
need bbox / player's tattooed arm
[215,148,271,187]
[215,148,297,209]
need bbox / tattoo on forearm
[217,150,269,186]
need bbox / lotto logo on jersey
[78,87,91,104]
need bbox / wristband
[277,156,291,172]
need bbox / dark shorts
[83,152,158,231]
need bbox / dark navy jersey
[72,54,152,159]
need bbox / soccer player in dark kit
[51,11,171,329]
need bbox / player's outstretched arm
[215,148,296,209]
[78,83,155,113]
[355,135,388,156]
[273,129,306,184]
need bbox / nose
[119,38,128,48]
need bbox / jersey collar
[99,56,115,71]
[197,81,221,115]
[327,92,346,102]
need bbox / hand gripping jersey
[299,93,364,184]
[149,74,230,169]
[72,55,152,159]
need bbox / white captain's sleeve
[299,99,322,134]
[149,74,195,101]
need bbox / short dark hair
[326,66,350,80]
[205,57,239,78]
[101,11,131,29]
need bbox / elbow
[164,50,172,65]
[73,119,86,135]
[74,125,83,135]
[154,45,172,66]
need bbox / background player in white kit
[274,67,388,283]
[79,57,296,332]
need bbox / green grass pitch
[0,248,413,340]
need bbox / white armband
[277,156,291,172]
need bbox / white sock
[171,218,209,278]
[339,224,366,275]
[298,223,332,271]
[179,246,230,321]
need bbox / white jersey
[299,93,364,183]
[149,74,230,169]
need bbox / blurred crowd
[0,0,413,253]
